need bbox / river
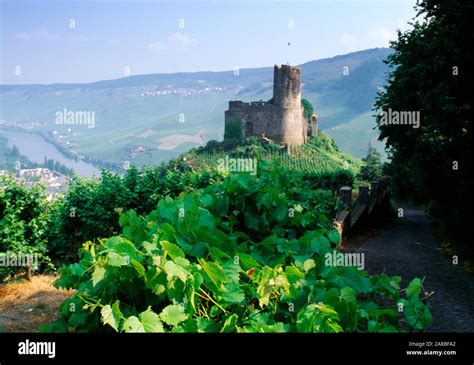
[1,130,100,178]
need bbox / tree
[358,144,383,181]
[301,98,314,120]
[223,118,244,150]
[374,0,473,256]
[11,145,20,156]
[0,177,53,280]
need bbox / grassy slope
[325,111,387,161]
[184,133,363,177]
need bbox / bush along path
[43,164,432,333]
[344,202,474,332]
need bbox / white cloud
[169,32,198,48]
[148,32,198,51]
[16,30,61,41]
[340,32,357,49]
[368,27,395,47]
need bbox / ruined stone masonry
[224,64,318,146]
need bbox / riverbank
[0,129,100,177]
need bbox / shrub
[0,177,54,280]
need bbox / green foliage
[301,98,314,120]
[374,0,473,257]
[42,157,74,177]
[46,164,431,333]
[47,162,222,265]
[306,132,339,154]
[0,177,54,280]
[358,145,383,182]
[189,133,361,182]
[223,118,244,149]
[0,135,37,172]
[302,169,354,192]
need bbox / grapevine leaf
[324,287,358,330]
[325,266,373,293]
[143,241,159,255]
[106,236,140,259]
[145,268,167,295]
[122,316,145,332]
[158,197,178,223]
[220,313,238,333]
[131,258,145,277]
[200,193,214,207]
[404,298,432,329]
[196,317,219,332]
[92,266,106,286]
[237,253,261,270]
[303,259,316,273]
[285,266,305,288]
[406,278,422,299]
[140,308,165,333]
[164,260,189,282]
[198,259,225,289]
[161,240,185,260]
[221,283,245,304]
[310,236,331,255]
[69,263,85,276]
[101,301,122,332]
[160,305,188,327]
[107,252,128,267]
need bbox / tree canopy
[374,0,473,256]
[301,98,314,120]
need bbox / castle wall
[225,101,276,139]
[224,64,307,145]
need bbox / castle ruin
[224,64,317,146]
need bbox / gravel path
[345,202,474,332]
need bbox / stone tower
[225,64,311,146]
[271,64,305,144]
[272,64,302,108]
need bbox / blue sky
[0,0,417,84]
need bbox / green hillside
[185,133,362,179]
[0,48,392,166]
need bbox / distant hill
[0,48,392,165]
